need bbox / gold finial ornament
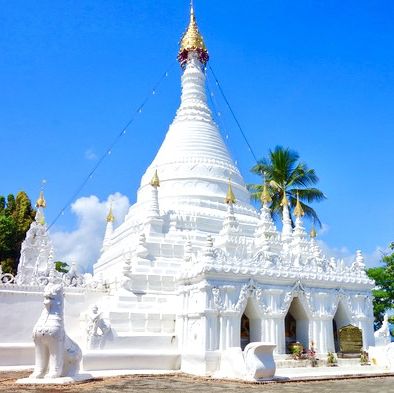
[280,192,288,207]
[35,191,46,208]
[225,179,236,205]
[150,169,160,187]
[260,182,272,204]
[106,205,115,223]
[177,2,209,67]
[310,226,317,239]
[294,192,304,218]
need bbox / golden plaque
[338,324,363,353]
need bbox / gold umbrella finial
[280,192,288,207]
[106,203,115,223]
[310,226,317,239]
[225,178,236,205]
[260,181,272,205]
[294,192,304,218]
[177,1,209,67]
[150,169,160,187]
[35,191,46,208]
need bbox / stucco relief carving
[211,286,225,312]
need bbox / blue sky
[1,1,393,269]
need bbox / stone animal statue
[374,313,391,347]
[30,283,82,379]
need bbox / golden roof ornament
[106,204,115,223]
[225,179,236,205]
[310,226,317,239]
[35,191,46,208]
[150,169,160,187]
[280,192,288,207]
[260,182,272,204]
[294,192,305,218]
[177,2,209,67]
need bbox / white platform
[83,350,181,371]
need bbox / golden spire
[106,204,115,223]
[225,178,236,205]
[310,226,317,239]
[35,191,46,208]
[178,2,209,67]
[260,182,272,204]
[280,192,288,207]
[150,169,160,187]
[294,192,304,218]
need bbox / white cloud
[317,240,384,268]
[84,148,98,161]
[51,193,130,273]
[319,223,330,235]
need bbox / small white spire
[281,193,292,242]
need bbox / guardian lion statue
[30,283,82,379]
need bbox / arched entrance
[240,297,261,350]
[285,297,310,353]
[333,300,352,352]
[240,313,250,350]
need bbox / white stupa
[91,4,375,375]
[0,4,376,378]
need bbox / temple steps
[275,357,365,368]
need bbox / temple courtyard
[1,371,394,393]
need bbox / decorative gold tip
[260,182,272,204]
[106,205,115,223]
[178,2,209,66]
[225,179,236,205]
[35,191,46,208]
[280,192,288,207]
[310,226,317,239]
[150,169,160,187]
[294,192,304,217]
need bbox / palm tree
[248,146,326,226]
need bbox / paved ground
[1,371,394,393]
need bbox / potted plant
[360,350,369,365]
[327,351,337,367]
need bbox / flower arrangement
[290,345,302,360]
[306,341,318,367]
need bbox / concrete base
[215,347,246,379]
[181,351,220,375]
[0,343,34,367]
[16,373,94,385]
[83,350,181,371]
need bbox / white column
[310,317,335,354]
[265,315,286,354]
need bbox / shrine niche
[240,313,250,350]
[284,297,310,352]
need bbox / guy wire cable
[47,61,176,230]
[208,64,259,164]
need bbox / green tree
[0,215,18,260]
[54,261,70,274]
[0,192,35,274]
[367,243,394,328]
[0,196,5,213]
[4,194,16,216]
[248,146,326,226]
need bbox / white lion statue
[374,313,391,347]
[30,283,82,379]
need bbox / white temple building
[0,5,375,376]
